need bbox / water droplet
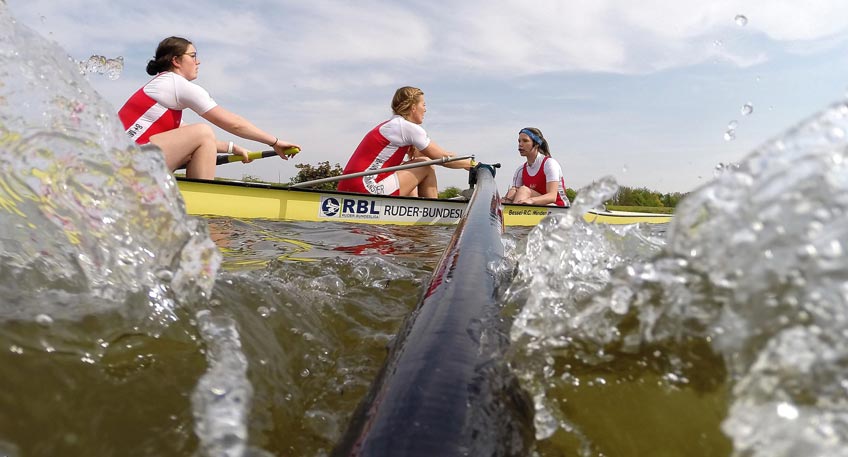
[734,14,748,26]
[210,386,228,396]
[105,56,124,80]
[713,39,723,47]
[35,314,54,327]
[776,402,799,420]
[609,286,632,314]
[300,368,311,377]
[622,164,628,173]
[78,55,124,79]
[724,130,736,141]
[352,266,369,281]
[257,306,271,318]
[155,269,174,282]
[741,103,753,116]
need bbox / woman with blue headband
[503,127,570,207]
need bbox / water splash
[669,100,848,457]
[508,99,848,455]
[191,310,253,457]
[0,7,233,456]
[78,55,124,80]
[506,176,669,441]
[0,5,219,332]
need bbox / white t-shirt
[143,72,217,115]
[511,155,564,187]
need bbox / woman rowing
[503,127,571,207]
[118,36,300,179]
[337,86,474,198]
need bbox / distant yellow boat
[177,177,672,226]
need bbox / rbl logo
[320,197,379,217]
[321,197,340,217]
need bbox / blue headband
[519,128,543,146]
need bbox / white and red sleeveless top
[118,72,217,145]
[338,115,431,194]
[515,156,570,207]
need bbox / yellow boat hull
[177,178,672,226]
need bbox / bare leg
[149,124,217,179]
[397,159,439,198]
[512,186,541,203]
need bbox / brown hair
[520,127,551,157]
[146,36,193,75]
[391,86,424,119]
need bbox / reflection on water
[206,218,458,269]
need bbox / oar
[288,154,475,189]
[176,147,300,170]
[215,147,300,165]
[330,164,535,455]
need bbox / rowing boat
[177,177,672,226]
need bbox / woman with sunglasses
[118,36,300,179]
[503,127,570,207]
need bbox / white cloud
[7,0,848,193]
[13,0,848,82]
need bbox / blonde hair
[391,86,424,118]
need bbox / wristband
[270,137,279,147]
[227,141,234,154]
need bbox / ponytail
[145,36,192,75]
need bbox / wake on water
[3,2,848,456]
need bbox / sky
[7,0,848,194]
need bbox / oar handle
[216,147,300,165]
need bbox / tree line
[260,161,686,208]
[604,186,687,208]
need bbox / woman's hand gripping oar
[215,147,300,165]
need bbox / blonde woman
[338,86,473,198]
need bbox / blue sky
[7,0,848,194]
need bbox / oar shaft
[215,147,299,165]
[288,154,474,189]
